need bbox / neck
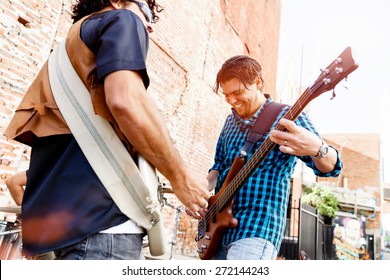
[243,93,267,119]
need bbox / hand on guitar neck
[170,169,211,219]
[269,118,338,174]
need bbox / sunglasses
[131,1,154,23]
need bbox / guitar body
[197,196,237,260]
[197,156,244,260]
[137,154,167,256]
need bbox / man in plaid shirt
[207,55,342,260]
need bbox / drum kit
[0,206,22,260]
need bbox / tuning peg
[330,89,336,100]
[336,57,342,64]
[320,68,330,74]
[335,67,344,74]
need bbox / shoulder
[224,113,237,128]
[87,9,140,25]
[82,10,145,38]
[220,113,240,136]
[104,9,142,26]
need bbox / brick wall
[322,133,382,256]
[321,133,381,193]
[0,0,281,257]
[0,0,74,200]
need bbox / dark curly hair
[71,0,163,23]
[213,55,264,94]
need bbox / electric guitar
[137,154,167,257]
[196,46,359,260]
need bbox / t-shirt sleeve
[82,10,150,87]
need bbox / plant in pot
[301,184,339,224]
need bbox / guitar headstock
[308,47,359,101]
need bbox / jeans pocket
[54,238,88,260]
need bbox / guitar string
[199,60,341,235]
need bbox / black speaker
[367,234,375,260]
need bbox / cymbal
[0,206,21,214]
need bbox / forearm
[8,187,24,206]
[105,71,187,187]
[5,172,26,206]
[115,97,186,184]
[103,71,209,214]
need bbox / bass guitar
[196,46,359,260]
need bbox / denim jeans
[212,237,278,260]
[54,233,145,260]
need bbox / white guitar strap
[48,41,166,255]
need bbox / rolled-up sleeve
[296,113,343,177]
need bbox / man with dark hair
[206,55,342,260]
[4,0,209,260]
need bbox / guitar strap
[47,41,166,255]
[240,100,286,155]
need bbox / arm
[269,118,338,173]
[5,171,26,206]
[104,70,209,213]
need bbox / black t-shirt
[81,9,150,86]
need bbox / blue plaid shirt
[210,97,342,250]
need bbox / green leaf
[301,184,339,218]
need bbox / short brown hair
[213,55,264,94]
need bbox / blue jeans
[212,237,278,260]
[54,233,145,260]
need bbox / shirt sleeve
[209,118,231,173]
[209,132,225,172]
[296,113,343,177]
[81,10,150,86]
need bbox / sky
[276,0,390,182]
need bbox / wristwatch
[312,140,329,159]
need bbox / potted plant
[301,184,339,224]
